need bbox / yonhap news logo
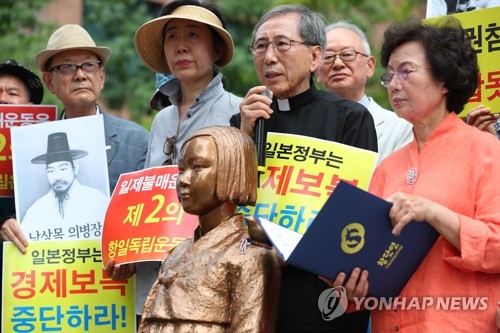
[318,286,349,321]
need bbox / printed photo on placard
[11,115,110,242]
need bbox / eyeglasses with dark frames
[380,67,432,88]
[321,50,369,64]
[162,136,176,166]
[249,36,314,56]
[49,61,103,75]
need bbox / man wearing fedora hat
[21,132,109,238]
[1,25,148,255]
[34,24,148,192]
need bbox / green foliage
[0,0,62,109]
[0,0,46,34]
[84,0,157,125]
[0,0,424,126]
[213,0,423,109]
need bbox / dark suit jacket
[102,111,149,193]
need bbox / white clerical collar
[277,98,291,111]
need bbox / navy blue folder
[257,181,439,297]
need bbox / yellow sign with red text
[425,6,500,116]
[2,240,135,333]
[237,132,378,235]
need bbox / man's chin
[53,186,69,193]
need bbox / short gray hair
[325,20,371,56]
[251,4,326,52]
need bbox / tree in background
[1,0,424,128]
[216,0,425,109]
[0,0,59,107]
[84,0,161,127]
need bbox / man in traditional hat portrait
[21,132,109,238]
[1,24,149,254]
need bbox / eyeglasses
[162,136,176,166]
[321,50,369,64]
[380,67,431,88]
[249,36,313,56]
[49,61,103,75]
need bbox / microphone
[255,88,272,187]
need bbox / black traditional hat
[0,59,44,104]
[31,132,88,165]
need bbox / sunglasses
[162,136,176,166]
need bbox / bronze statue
[139,126,280,333]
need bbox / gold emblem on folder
[341,223,365,254]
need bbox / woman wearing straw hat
[105,0,243,326]
[134,0,241,168]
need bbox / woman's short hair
[380,17,479,114]
[180,126,257,206]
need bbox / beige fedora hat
[134,5,234,74]
[35,24,112,71]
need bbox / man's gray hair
[325,21,371,56]
[251,4,326,52]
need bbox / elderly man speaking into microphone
[230,4,377,333]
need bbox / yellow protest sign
[2,240,135,332]
[425,6,500,116]
[237,132,378,234]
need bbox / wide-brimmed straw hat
[35,24,112,72]
[134,5,234,74]
[0,59,44,104]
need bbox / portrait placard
[11,115,110,242]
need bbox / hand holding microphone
[255,88,272,187]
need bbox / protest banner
[2,240,135,333]
[237,132,378,235]
[102,166,198,266]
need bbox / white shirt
[21,180,109,241]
